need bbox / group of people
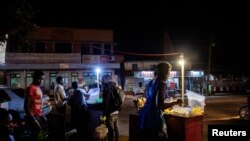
[52,74,123,141]
[0,70,123,141]
[52,74,122,141]
[1,61,182,141]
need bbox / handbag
[94,123,108,140]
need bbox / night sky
[2,1,250,72]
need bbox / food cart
[163,91,205,141]
[164,114,203,141]
[129,91,205,141]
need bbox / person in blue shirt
[138,62,182,141]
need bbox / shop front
[125,70,205,95]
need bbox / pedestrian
[0,108,15,141]
[138,62,182,141]
[68,81,90,141]
[102,75,122,141]
[134,82,145,95]
[199,83,203,95]
[54,76,68,115]
[24,70,47,141]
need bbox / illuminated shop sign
[187,71,204,77]
[134,71,181,78]
[134,71,204,78]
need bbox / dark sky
[4,1,250,72]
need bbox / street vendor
[138,62,182,141]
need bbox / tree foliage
[0,0,38,45]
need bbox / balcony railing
[6,53,124,64]
[6,53,81,64]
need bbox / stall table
[164,114,203,141]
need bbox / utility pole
[208,33,216,78]
[180,53,185,107]
[207,33,215,95]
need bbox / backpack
[110,84,124,111]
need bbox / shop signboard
[134,71,204,79]
[134,71,154,79]
[100,55,108,63]
[186,71,204,77]
[82,55,115,63]
[134,71,181,79]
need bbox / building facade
[124,61,205,95]
[0,27,124,93]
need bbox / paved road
[118,93,250,141]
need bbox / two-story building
[0,27,124,93]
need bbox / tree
[0,0,38,46]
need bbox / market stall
[129,91,205,141]
[163,91,205,141]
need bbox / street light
[96,68,101,89]
[179,53,185,107]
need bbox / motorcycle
[239,96,250,120]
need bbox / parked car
[0,86,52,119]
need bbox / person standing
[134,82,145,95]
[54,76,68,115]
[138,62,182,141]
[102,75,121,141]
[24,70,47,141]
[68,81,89,141]
[199,83,203,95]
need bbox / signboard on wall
[82,55,115,63]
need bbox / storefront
[125,70,205,94]
[5,70,115,90]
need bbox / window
[35,42,46,53]
[83,72,97,86]
[26,73,33,87]
[101,72,112,81]
[49,73,57,89]
[62,77,69,86]
[55,42,72,53]
[10,74,21,88]
[102,72,112,76]
[81,44,91,54]
[104,44,111,55]
[71,72,78,83]
[132,64,138,71]
[93,44,101,55]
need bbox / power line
[92,46,181,57]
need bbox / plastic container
[186,90,205,110]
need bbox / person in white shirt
[54,76,68,115]
[135,82,145,95]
